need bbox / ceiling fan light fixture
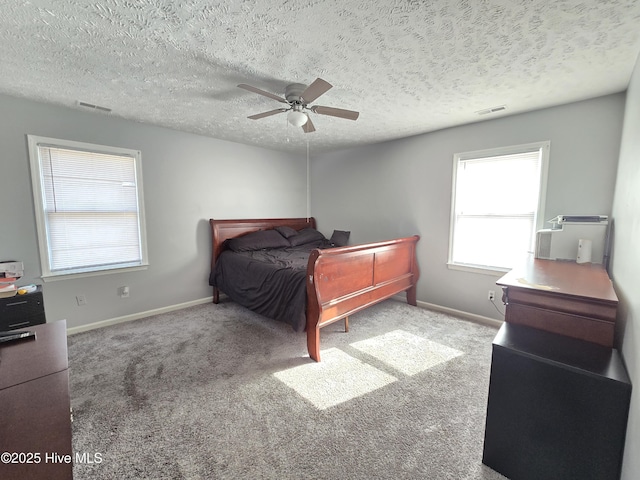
[287,110,308,127]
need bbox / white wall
[311,94,625,320]
[611,52,640,480]
[0,93,306,329]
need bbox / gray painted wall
[311,94,624,320]
[611,53,640,480]
[0,78,635,478]
[0,93,306,329]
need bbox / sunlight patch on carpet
[273,348,397,410]
[350,330,464,376]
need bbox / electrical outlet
[76,295,87,306]
[488,290,495,301]
[118,286,130,298]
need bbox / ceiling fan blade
[238,84,288,103]
[248,108,288,120]
[312,105,360,121]
[302,116,316,133]
[300,78,332,103]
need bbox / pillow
[288,227,327,247]
[226,229,290,252]
[330,230,350,247]
[275,225,298,239]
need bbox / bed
[209,217,420,361]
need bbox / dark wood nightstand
[0,286,46,331]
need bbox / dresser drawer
[505,302,614,347]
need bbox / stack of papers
[0,277,18,298]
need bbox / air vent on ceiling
[77,101,112,113]
[476,105,506,116]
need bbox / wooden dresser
[485,257,629,480]
[496,256,618,347]
[0,320,73,480]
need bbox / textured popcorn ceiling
[1,0,640,153]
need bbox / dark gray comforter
[209,241,330,332]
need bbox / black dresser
[0,286,46,331]
[482,323,631,480]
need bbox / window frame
[27,135,149,281]
[447,141,550,276]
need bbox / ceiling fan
[237,78,359,133]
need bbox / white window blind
[28,136,148,278]
[449,142,549,272]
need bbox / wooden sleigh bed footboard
[209,217,420,362]
[306,235,420,361]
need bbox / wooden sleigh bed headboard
[210,217,315,264]
[209,217,316,304]
[209,217,419,361]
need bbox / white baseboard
[416,300,504,328]
[66,294,502,336]
[66,296,214,335]
[392,295,503,328]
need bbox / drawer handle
[8,321,30,329]
[6,300,28,307]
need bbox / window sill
[41,264,149,282]
[447,262,510,277]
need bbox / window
[448,141,549,274]
[28,136,148,279]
